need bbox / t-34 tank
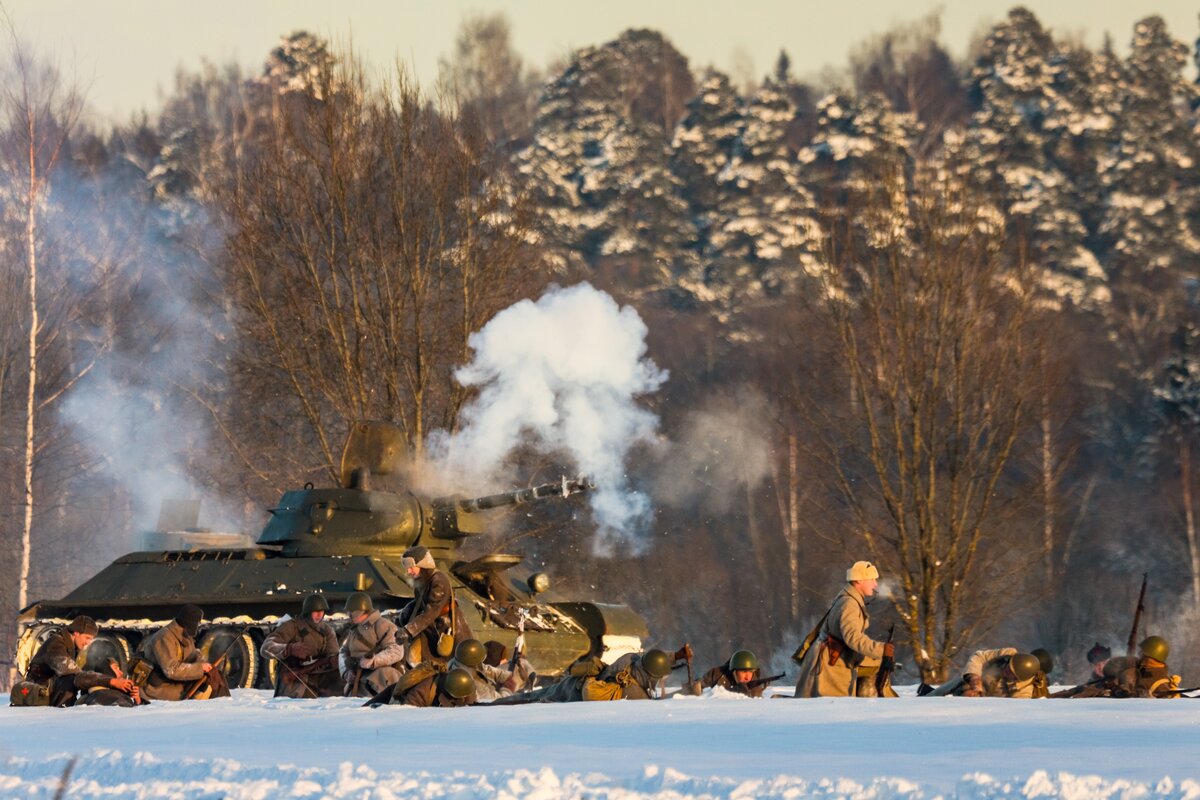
[15,421,648,689]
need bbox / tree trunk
[19,135,38,620]
[1180,439,1200,612]
[1041,392,1054,581]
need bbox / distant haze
[5,0,1198,122]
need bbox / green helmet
[1008,653,1041,681]
[442,667,476,699]
[302,594,330,615]
[455,639,486,668]
[344,592,373,614]
[1140,635,1169,662]
[728,650,759,671]
[1031,648,1053,675]
[641,649,673,679]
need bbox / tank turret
[15,421,647,690]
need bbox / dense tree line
[3,8,1200,685]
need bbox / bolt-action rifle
[875,625,896,696]
[744,672,785,691]
[1127,573,1148,657]
[184,625,250,700]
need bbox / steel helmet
[641,649,673,678]
[344,592,373,614]
[455,639,487,668]
[442,667,476,699]
[302,594,330,615]
[1008,653,1041,681]
[728,650,759,671]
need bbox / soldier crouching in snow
[260,593,343,698]
[340,592,406,697]
[686,650,767,697]
[793,561,893,697]
[490,648,674,704]
[12,616,140,707]
[135,604,228,701]
[366,664,478,708]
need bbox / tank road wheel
[199,628,258,690]
[15,624,56,676]
[84,634,133,676]
[262,650,279,691]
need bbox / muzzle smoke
[421,282,666,554]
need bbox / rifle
[675,643,694,687]
[1127,572,1148,657]
[183,625,249,700]
[744,672,785,691]
[351,637,387,697]
[1048,675,1108,698]
[875,625,896,696]
[268,653,317,699]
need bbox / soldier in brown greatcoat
[136,605,222,701]
[383,665,478,708]
[397,545,473,665]
[794,561,893,698]
[260,594,342,697]
[18,616,138,707]
[1103,636,1179,698]
[340,592,406,697]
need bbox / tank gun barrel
[454,476,593,513]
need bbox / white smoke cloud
[421,282,667,554]
[650,387,775,512]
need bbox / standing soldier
[794,561,894,698]
[688,650,767,697]
[397,545,473,664]
[260,594,342,697]
[136,605,226,701]
[340,591,406,697]
[13,616,138,707]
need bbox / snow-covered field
[2,685,1198,799]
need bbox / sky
[4,0,1199,122]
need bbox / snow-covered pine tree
[513,30,696,287]
[705,78,822,302]
[966,7,1107,310]
[1098,16,1200,329]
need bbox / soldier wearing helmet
[688,649,766,697]
[448,638,534,701]
[793,561,894,698]
[1101,636,1179,698]
[939,648,1047,698]
[339,591,406,696]
[260,593,342,697]
[371,665,478,708]
[491,648,677,704]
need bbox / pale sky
[5,0,1199,123]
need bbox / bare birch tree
[804,153,1045,682]
[0,25,82,682]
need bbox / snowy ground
[1,685,1199,799]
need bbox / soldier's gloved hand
[110,677,134,694]
[674,644,693,661]
[883,643,895,658]
[963,674,984,697]
[360,656,375,669]
[343,655,360,671]
[286,642,315,661]
[396,630,412,646]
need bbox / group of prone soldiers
[13,552,1182,708]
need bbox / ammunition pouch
[10,681,50,707]
[825,635,847,667]
[127,657,153,688]
[567,656,605,679]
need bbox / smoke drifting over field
[421,283,667,554]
